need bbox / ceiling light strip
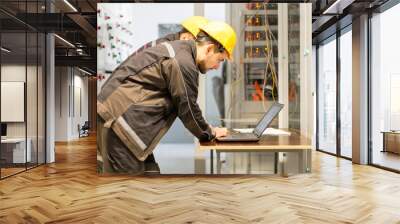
[54,34,75,48]
[78,67,93,76]
[63,0,78,12]
[1,47,11,53]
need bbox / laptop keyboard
[227,132,257,138]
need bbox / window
[317,36,337,154]
[339,28,352,158]
[370,3,400,171]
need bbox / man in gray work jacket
[97,21,237,175]
[97,16,209,173]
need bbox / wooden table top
[198,129,312,151]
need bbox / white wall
[1,64,46,164]
[1,65,29,138]
[80,75,89,125]
[54,67,89,141]
[1,65,26,81]
[55,67,69,141]
[128,3,195,52]
[72,74,89,138]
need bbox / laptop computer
[1,123,7,140]
[216,102,284,142]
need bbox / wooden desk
[198,130,312,176]
[381,131,400,154]
[1,138,32,166]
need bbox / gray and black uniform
[132,32,179,56]
[96,32,179,171]
[130,32,180,164]
[97,40,214,173]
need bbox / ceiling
[0,0,98,74]
[311,0,391,43]
[0,0,395,73]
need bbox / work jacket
[97,40,214,161]
[133,32,180,56]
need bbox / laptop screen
[1,123,7,137]
[253,103,284,137]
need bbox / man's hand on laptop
[212,127,228,138]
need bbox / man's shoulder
[135,40,197,75]
[168,39,194,49]
[167,40,197,66]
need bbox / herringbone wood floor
[1,135,400,224]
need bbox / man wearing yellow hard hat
[97,16,208,173]
[97,20,237,175]
[133,16,209,55]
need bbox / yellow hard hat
[200,21,237,59]
[181,16,209,37]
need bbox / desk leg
[382,133,386,152]
[247,152,251,174]
[210,150,214,174]
[279,152,288,177]
[274,152,278,174]
[306,149,312,173]
[298,150,304,173]
[233,153,236,173]
[216,151,221,174]
[298,149,312,173]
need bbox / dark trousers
[97,115,145,174]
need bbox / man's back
[97,40,213,165]
[98,40,197,101]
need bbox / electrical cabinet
[226,3,310,132]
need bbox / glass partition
[1,31,28,177]
[0,0,46,179]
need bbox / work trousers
[97,115,144,174]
